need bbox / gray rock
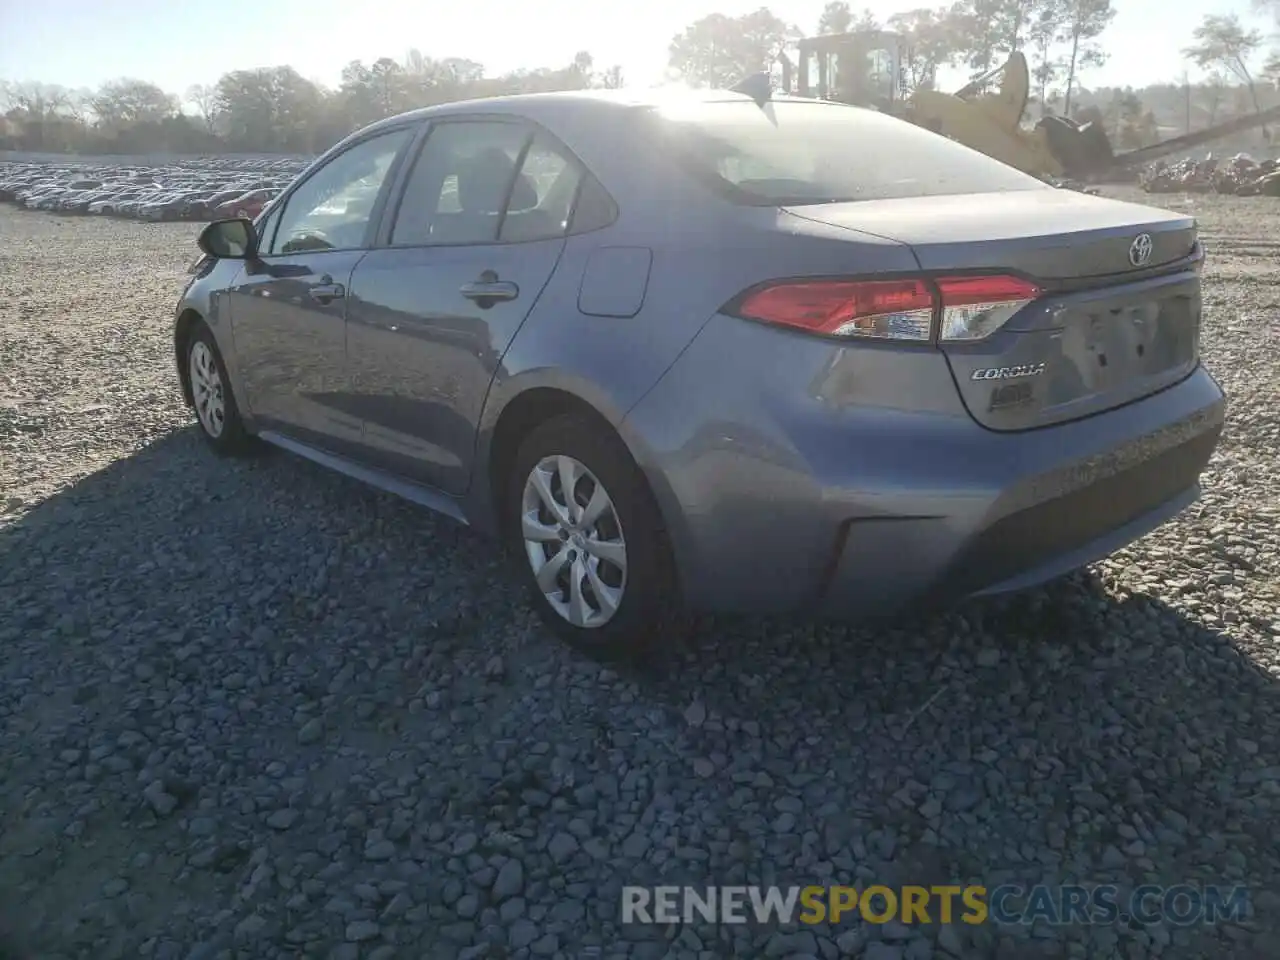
[547,832,579,863]
[266,809,298,830]
[936,925,965,956]
[297,718,324,745]
[142,781,177,817]
[344,920,380,942]
[364,840,396,861]
[509,918,539,949]
[493,858,524,900]
[864,943,906,960]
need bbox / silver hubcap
[521,455,627,629]
[189,341,226,439]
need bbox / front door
[347,120,583,495]
[227,125,415,454]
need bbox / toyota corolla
[174,87,1226,652]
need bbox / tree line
[0,49,619,155]
[2,1,1278,156]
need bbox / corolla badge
[971,362,1047,381]
[1129,233,1154,267]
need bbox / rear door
[226,125,415,454]
[345,118,582,494]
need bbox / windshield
[648,99,1049,205]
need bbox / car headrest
[457,148,538,214]
[508,174,538,211]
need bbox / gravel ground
[1,190,1278,960]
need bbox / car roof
[358,86,827,136]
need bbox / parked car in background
[0,156,304,222]
[213,187,277,219]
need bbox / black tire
[1038,115,1089,177]
[186,323,254,456]
[1075,120,1115,169]
[1040,115,1116,178]
[505,414,680,656]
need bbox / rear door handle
[460,279,519,306]
[307,282,346,304]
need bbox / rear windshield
[648,99,1049,205]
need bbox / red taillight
[731,274,1042,342]
[736,279,935,340]
[935,275,1041,307]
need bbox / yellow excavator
[770,30,1280,181]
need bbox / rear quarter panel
[480,131,924,536]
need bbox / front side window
[269,127,412,255]
[254,201,283,254]
[649,99,1050,205]
[391,120,584,246]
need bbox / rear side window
[392,121,527,245]
[568,174,617,235]
[649,100,1049,205]
[392,121,588,246]
[500,132,583,242]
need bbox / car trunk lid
[782,190,1202,431]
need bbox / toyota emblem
[1129,233,1153,267]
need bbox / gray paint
[174,87,1227,618]
[577,246,652,318]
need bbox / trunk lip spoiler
[1032,241,1204,294]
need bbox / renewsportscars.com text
[621,884,1250,927]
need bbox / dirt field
[1,190,1278,960]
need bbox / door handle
[460,274,519,307]
[307,282,346,304]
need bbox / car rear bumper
[818,396,1221,617]
[625,328,1225,618]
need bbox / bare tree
[669,9,798,87]
[1184,14,1264,116]
[597,65,625,89]
[1199,70,1228,126]
[1027,0,1066,115]
[92,78,178,131]
[186,83,219,133]
[818,2,853,34]
[1263,50,1280,88]
[3,81,69,117]
[1060,0,1115,115]
[887,8,955,92]
[945,0,1051,73]
[1175,68,1191,132]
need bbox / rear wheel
[506,415,679,655]
[187,324,254,456]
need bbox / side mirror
[197,217,258,259]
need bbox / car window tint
[498,132,583,243]
[269,128,410,256]
[391,121,530,246]
[568,174,618,235]
[254,202,283,254]
[438,174,461,213]
[650,100,1050,205]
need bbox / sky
[0,0,1275,101]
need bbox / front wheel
[506,415,679,655]
[187,324,254,456]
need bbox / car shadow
[1,428,1277,958]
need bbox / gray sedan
[174,87,1225,652]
